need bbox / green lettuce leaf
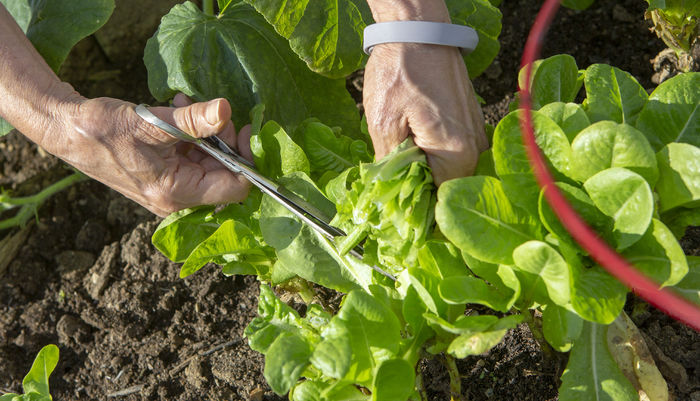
[260,173,372,293]
[436,176,541,265]
[559,321,638,401]
[0,344,59,401]
[542,304,583,352]
[622,219,688,287]
[635,72,700,150]
[570,121,658,185]
[583,168,654,250]
[538,102,591,142]
[493,110,574,214]
[673,256,700,306]
[512,241,571,307]
[655,143,700,212]
[583,64,649,125]
[570,265,627,324]
[518,54,582,110]
[313,290,401,386]
[445,0,502,78]
[292,120,372,179]
[331,138,435,273]
[252,121,310,179]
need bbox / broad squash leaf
[144,2,359,136]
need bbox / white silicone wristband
[363,21,478,55]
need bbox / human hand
[47,94,252,216]
[362,43,488,185]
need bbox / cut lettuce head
[329,138,436,273]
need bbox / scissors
[135,104,397,281]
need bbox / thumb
[148,98,232,142]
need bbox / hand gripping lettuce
[330,138,436,273]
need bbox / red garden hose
[518,0,700,331]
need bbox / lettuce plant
[645,0,700,64]
[0,345,59,401]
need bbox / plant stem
[203,0,214,15]
[522,309,555,361]
[0,172,87,230]
[415,368,428,401]
[444,354,466,401]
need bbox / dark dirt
[1,0,698,400]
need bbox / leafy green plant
[0,345,59,401]
[645,0,700,65]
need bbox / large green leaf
[444,0,502,78]
[570,265,627,324]
[293,120,371,178]
[265,332,313,395]
[570,121,659,185]
[439,275,515,312]
[518,54,582,110]
[144,2,359,135]
[446,315,522,358]
[583,64,648,125]
[251,121,310,179]
[583,168,654,250]
[1,0,115,136]
[559,321,638,401]
[152,206,218,262]
[635,73,700,150]
[318,290,401,386]
[622,219,688,287]
[493,110,574,213]
[655,143,700,211]
[243,0,372,78]
[542,304,583,352]
[538,182,613,247]
[436,176,541,265]
[512,241,571,306]
[372,358,415,401]
[1,0,114,71]
[179,219,267,277]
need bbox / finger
[169,163,251,206]
[414,129,481,185]
[173,93,193,107]
[363,106,409,161]
[150,98,232,140]
[237,124,254,163]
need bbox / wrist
[367,0,450,23]
[32,81,85,155]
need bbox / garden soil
[1,1,698,400]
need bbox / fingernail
[205,100,221,125]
